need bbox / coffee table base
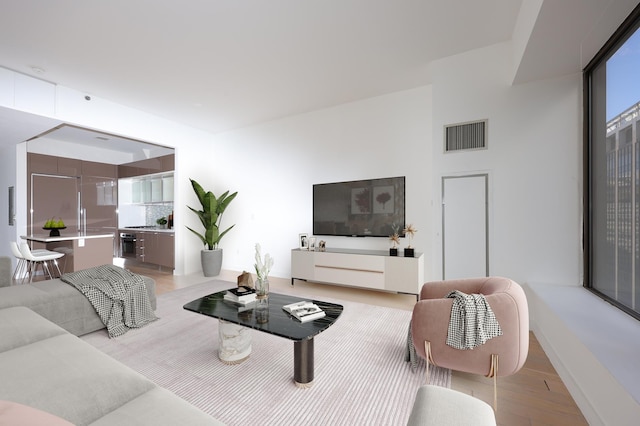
[218,320,251,364]
[294,338,314,387]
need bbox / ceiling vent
[444,120,487,152]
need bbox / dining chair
[18,242,64,283]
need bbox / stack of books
[224,286,257,305]
[282,301,326,323]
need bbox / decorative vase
[255,277,269,298]
[389,247,398,256]
[201,249,223,277]
[255,298,269,324]
[404,248,415,258]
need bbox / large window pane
[586,7,640,320]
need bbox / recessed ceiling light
[30,66,45,74]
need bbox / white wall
[430,42,582,286]
[196,86,433,279]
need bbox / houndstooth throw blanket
[445,290,502,350]
[62,264,158,338]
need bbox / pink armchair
[410,276,529,408]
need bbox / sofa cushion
[0,308,156,425]
[0,306,67,353]
[0,400,74,426]
[88,387,225,426]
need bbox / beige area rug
[81,280,450,425]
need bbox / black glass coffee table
[183,290,343,387]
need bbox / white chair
[9,241,27,281]
[10,241,51,282]
[18,242,64,283]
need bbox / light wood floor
[125,263,588,426]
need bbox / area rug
[81,280,450,425]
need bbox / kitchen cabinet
[27,153,117,239]
[162,175,174,201]
[81,160,117,178]
[28,153,81,175]
[118,154,174,178]
[124,172,174,205]
[151,178,163,202]
[135,231,174,269]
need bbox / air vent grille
[444,120,487,152]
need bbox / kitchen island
[22,233,115,274]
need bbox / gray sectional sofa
[0,275,156,336]
[0,257,224,425]
[0,306,223,425]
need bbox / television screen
[313,176,405,237]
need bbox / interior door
[442,174,488,279]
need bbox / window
[585,4,640,320]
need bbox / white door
[442,174,488,279]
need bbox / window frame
[584,3,640,321]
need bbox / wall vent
[444,120,487,152]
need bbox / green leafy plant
[186,178,238,250]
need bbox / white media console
[291,248,424,296]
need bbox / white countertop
[22,233,115,243]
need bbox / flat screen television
[313,176,405,237]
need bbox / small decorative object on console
[299,233,308,250]
[283,301,326,322]
[389,233,400,256]
[254,243,274,298]
[403,224,417,257]
[318,240,326,251]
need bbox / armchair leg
[424,341,437,385]
[485,353,499,411]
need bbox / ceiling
[0,0,637,154]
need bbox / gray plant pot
[201,249,223,277]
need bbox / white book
[224,293,257,305]
[282,301,325,322]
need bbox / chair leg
[53,259,62,278]
[13,259,25,281]
[24,260,34,283]
[424,341,437,385]
[485,353,499,411]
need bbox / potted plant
[156,217,168,229]
[186,178,238,277]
